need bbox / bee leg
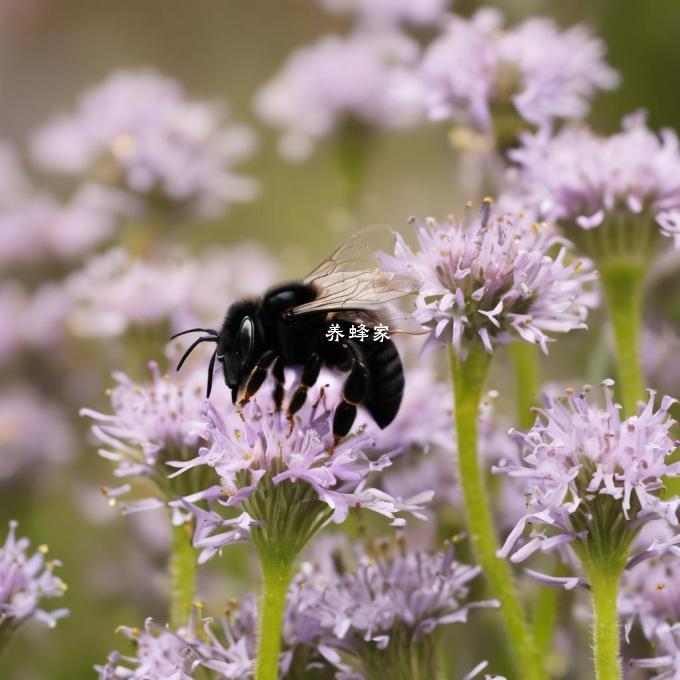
[240,350,277,406]
[332,344,369,448]
[287,353,322,431]
[272,357,285,412]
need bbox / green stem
[255,557,293,680]
[599,260,645,416]
[169,523,197,629]
[448,344,544,680]
[585,563,623,680]
[531,561,568,655]
[510,342,540,429]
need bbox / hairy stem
[169,522,197,629]
[255,556,293,680]
[449,344,544,680]
[599,260,645,416]
[585,563,623,680]
[510,342,540,429]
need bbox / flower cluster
[317,0,449,28]
[379,207,596,357]
[0,182,133,268]
[171,380,430,563]
[303,540,498,678]
[496,381,680,569]
[506,112,680,254]
[0,384,73,481]
[399,9,617,134]
[630,623,680,680]
[255,32,419,160]
[0,521,68,640]
[0,281,68,361]
[81,361,228,516]
[65,243,278,337]
[96,604,254,679]
[32,70,259,217]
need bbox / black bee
[170,227,423,444]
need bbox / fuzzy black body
[211,281,405,439]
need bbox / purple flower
[0,521,68,642]
[642,323,680,397]
[318,0,449,29]
[401,9,617,134]
[302,540,498,677]
[96,605,254,679]
[506,112,680,253]
[0,384,73,482]
[496,381,680,567]
[379,206,596,358]
[171,381,431,563]
[32,70,258,218]
[255,32,419,160]
[81,361,232,517]
[630,622,680,680]
[0,281,68,361]
[0,183,134,268]
[65,244,279,338]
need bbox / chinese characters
[325,323,390,342]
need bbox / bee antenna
[206,349,217,398]
[170,327,219,340]
[176,336,217,372]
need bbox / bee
[171,226,423,444]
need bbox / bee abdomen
[362,339,404,429]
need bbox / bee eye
[239,317,254,366]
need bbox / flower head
[32,70,258,217]
[65,244,278,338]
[80,361,231,516]
[404,9,617,135]
[0,281,68,361]
[630,622,680,680]
[507,112,680,255]
[0,521,68,641]
[96,605,254,680]
[318,0,449,29]
[496,381,680,569]
[303,539,497,677]
[0,385,73,482]
[380,205,596,358]
[255,32,418,160]
[171,380,430,563]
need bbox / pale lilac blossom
[80,361,231,517]
[496,381,680,567]
[96,606,254,679]
[0,183,133,267]
[0,281,68,361]
[305,541,497,675]
[0,521,68,637]
[379,208,596,358]
[507,112,680,249]
[630,623,680,680]
[65,244,278,337]
[255,32,419,160]
[32,70,258,217]
[0,385,73,481]
[318,0,449,28]
[405,9,617,133]
[171,381,431,563]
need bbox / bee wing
[292,225,425,334]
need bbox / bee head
[218,300,261,398]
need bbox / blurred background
[1,1,680,678]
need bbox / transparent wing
[292,225,425,334]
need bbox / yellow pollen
[38,544,49,554]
